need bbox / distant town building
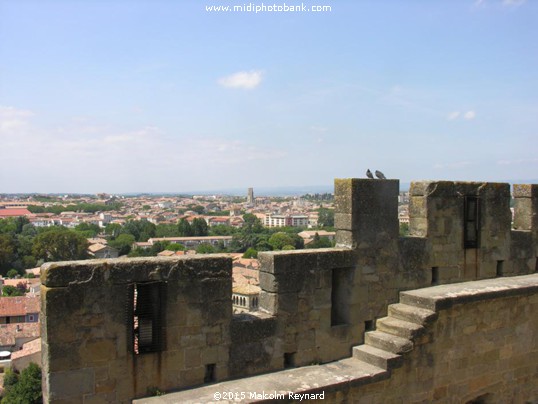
[247,188,255,205]
[264,214,309,228]
[298,230,336,244]
[0,296,39,325]
[144,236,233,249]
[232,284,260,313]
[88,243,119,259]
[0,208,31,218]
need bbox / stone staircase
[352,302,438,372]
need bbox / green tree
[268,232,296,251]
[242,248,258,258]
[191,218,208,237]
[105,223,122,238]
[2,367,19,389]
[6,269,19,278]
[189,205,205,214]
[1,362,42,404]
[306,233,333,249]
[74,223,100,238]
[127,247,153,258]
[2,285,25,297]
[0,218,17,235]
[20,223,37,238]
[108,234,136,256]
[32,229,89,262]
[156,224,181,238]
[399,222,409,236]
[317,207,334,227]
[149,241,166,255]
[166,243,185,251]
[13,217,30,234]
[0,234,16,274]
[178,219,193,237]
[242,213,264,234]
[268,232,304,250]
[196,243,215,254]
[121,219,156,242]
[208,225,238,236]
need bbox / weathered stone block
[48,369,95,400]
[259,291,277,313]
[513,184,538,198]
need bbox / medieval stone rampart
[41,179,538,403]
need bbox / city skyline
[1,0,537,193]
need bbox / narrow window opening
[284,352,296,368]
[204,364,216,383]
[365,319,375,331]
[464,196,480,249]
[432,267,439,285]
[331,268,351,326]
[130,282,166,355]
[535,257,538,273]
[496,261,504,277]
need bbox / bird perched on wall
[366,169,374,179]
[375,170,386,179]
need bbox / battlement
[41,179,538,403]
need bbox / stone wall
[41,256,232,403]
[41,179,538,403]
[138,274,538,403]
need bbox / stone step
[353,344,403,370]
[376,317,425,340]
[364,331,413,355]
[388,303,437,325]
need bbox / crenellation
[42,178,538,403]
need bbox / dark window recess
[204,364,216,383]
[496,261,504,277]
[364,320,375,331]
[284,352,296,368]
[431,267,439,285]
[464,196,480,249]
[331,268,351,326]
[129,282,166,355]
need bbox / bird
[375,170,386,180]
[366,169,374,179]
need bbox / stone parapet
[42,256,232,403]
[42,178,538,403]
[134,274,538,404]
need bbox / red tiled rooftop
[11,338,41,360]
[0,208,31,217]
[0,323,40,346]
[0,296,40,317]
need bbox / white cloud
[218,70,263,90]
[0,110,287,192]
[497,158,538,165]
[473,0,526,8]
[502,0,525,6]
[446,110,476,121]
[0,105,34,132]
[463,110,476,120]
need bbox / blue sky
[0,0,537,193]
